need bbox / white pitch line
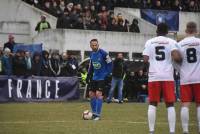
[0,120,197,126]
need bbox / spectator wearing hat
[13,50,27,76]
[129,18,140,33]
[41,50,51,76]
[49,52,61,77]
[31,52,42,76]
[4,34,16,53]
[35,15,51,33]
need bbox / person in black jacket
[13,50,27,76]
[41,50,51,76]
[3,34,16,53]
[60,52,73,76]
[129,18,140,33]
[31,52,42,76]
[136,69,148,101]
[49,51,61,77]
[63,52,78,76]
[107,53,127,103]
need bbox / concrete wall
[114,8,157,34]
[0,0,57,44]
[0,21,31,44]
[179,12,200,34]
[33,29,155,61]
[114,8,200,35]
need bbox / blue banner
[141,9,179,31]
[0,76,79,102]
[13,43,43,54]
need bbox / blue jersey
[88,49,112,80]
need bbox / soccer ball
[82,110,93,120]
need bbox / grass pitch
[0,102,198,134]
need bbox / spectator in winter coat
[13,50,27,76]
[107,53,127,103]
[2,48,13,76]
[35,15,51,33]
[3,34,16,53]
[49,52,61,77]
[129,19,140,33]
[41,50,51,76]
[31,52,42,76]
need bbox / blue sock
[96,98,103,117]
[90,97,96,113]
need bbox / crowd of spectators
[0,35,79,77]
[24,0,141,32]
[23,0,200,13]
[23,0,200,32]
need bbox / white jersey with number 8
[143,36,177,82]
[177,36,200,85]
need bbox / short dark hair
[156,23,168,36]
[90,39,98,43]
[186,21,197,34]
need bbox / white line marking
[0,120,197,126]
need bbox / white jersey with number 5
[177,36,200,85]
[143,36,177,82]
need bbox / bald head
[186,22,197,35]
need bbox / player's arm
[102,50,112,74]
[142,41,150,63]
[171,43,182,64]
[171,50,182,64]
[142,42,150,72]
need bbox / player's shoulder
[145,37,156,47]
[178,36,200,46]
[145,36,176,46]
[166,37,177,44]
[145,37,157,43]
[99,48,108,55]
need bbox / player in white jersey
[143,23,181,134]
[177,22,200,134]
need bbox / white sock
[148,105,156,132]
[181,107,189,133]
[167,107,176,133]
[197,106,200,133]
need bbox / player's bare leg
[148,102,158,134]
[181,102,190,134]
[166,103,176,134]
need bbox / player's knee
[96,90,103,99]
[89,91,95,98]
[149,102,158,107]
[181,102,190,107]
[165,102,174,108]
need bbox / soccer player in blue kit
[86,39,112,120]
